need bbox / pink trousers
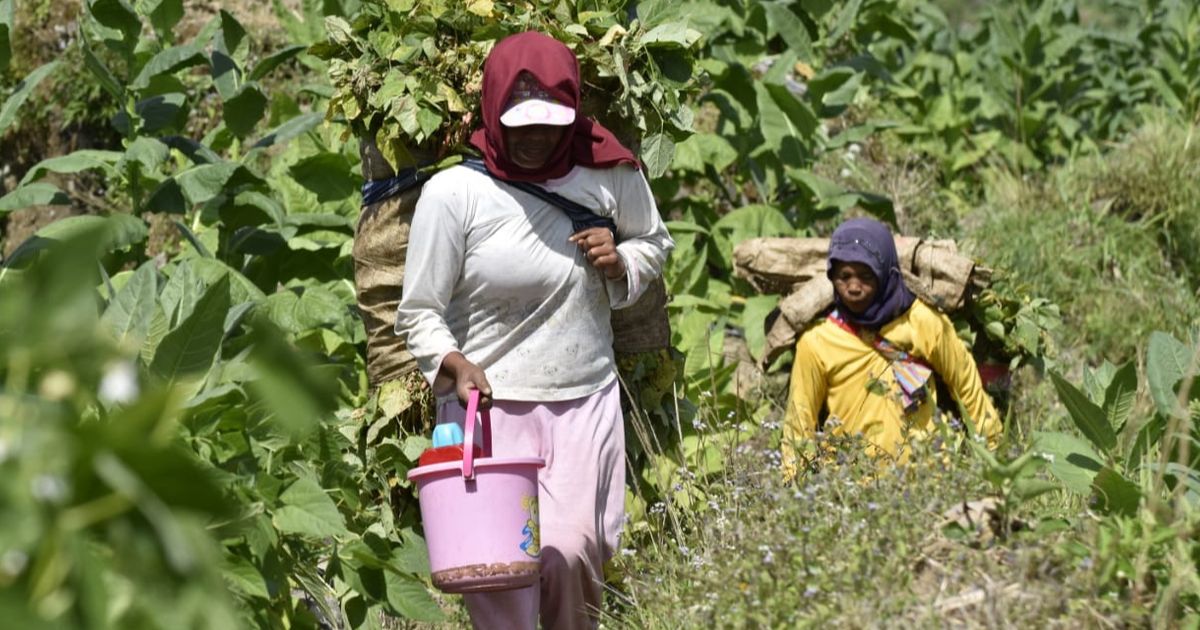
[436,379,626,630]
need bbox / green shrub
[967,150,1200,363]
[1084,115,1200,287]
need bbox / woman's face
[831,261,879,315]
[503,124,567,170]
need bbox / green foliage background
[1,0,1199,627]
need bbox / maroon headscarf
[469,31,639,183]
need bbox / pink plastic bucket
[407,391,544,593]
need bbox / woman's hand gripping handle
[440,351,493,409]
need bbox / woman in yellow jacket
[782,218,1001,479]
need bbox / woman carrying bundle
[782,217,1001,479]
[396,31,674,629]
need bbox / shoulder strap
[827,310,931,369]
[360,163,434,206]
[828,309,934,415]
[461,158,618,241]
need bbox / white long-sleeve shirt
[396,163,674,402]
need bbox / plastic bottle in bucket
[408,390,545,593]
[418,422,483,467]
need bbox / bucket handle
[461,389,492,480]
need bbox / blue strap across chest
[460,158,618,241]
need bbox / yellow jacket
[782,300,1001,479]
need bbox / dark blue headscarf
[827,217,915,329]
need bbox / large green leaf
[248,44,306,81]
[150,275,231,381]
[88,0,141,47]
[218,7,249,54]
[384,571,443,622]
[671,133,738,173]
[1102,361,1138,436]
[190,258,267,304]
[754,82,817,159]
[826,0,864,44]
[118,137,171,174]
[211,11,245,100]
[273,476,350,538]
[0,61,60,135]
[288,152,361,202]
[222,556,270,600]
[80,34,124,101]
[176,163,265,205]
[160,261,202,327]
[131,43,208,90]
[761,1,813,60]
[640,133,676,179]
[147,0,183,42]
[741,294,778,361]
[4,214,148,268]
[259,286,346,334]
[223,83,268,137]
[252,111,323,149]
[141,305,169,365]
[102,260,158,351]
[808,67,862,113]
[1083,361,1116,405]
[1050,371,1117,454]
[123,92,190,135]
[1126,415,1167,473]
[1092,467,1141,517]
[0,183,69,215]
[638,21,702,49]
[1147,331,1193,419]
[20,150,122,186]
[1031,430,1104,495]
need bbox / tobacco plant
[313,0,705,176]
[1,1,441,627]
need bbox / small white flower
[620,548,636,557]
[39,370,75,401]
[1,550,29,576]
[31,475,68,503]
[848,143,862,155]
[99,361,139,405]
[839,167,852,178]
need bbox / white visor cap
[500,73,576,127]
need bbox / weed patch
[606,431,1136,627]
[968,159,1200,362]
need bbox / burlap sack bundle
[733,236,989,366]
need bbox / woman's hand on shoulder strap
[569,227,625,279]
[440,352,493,409]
